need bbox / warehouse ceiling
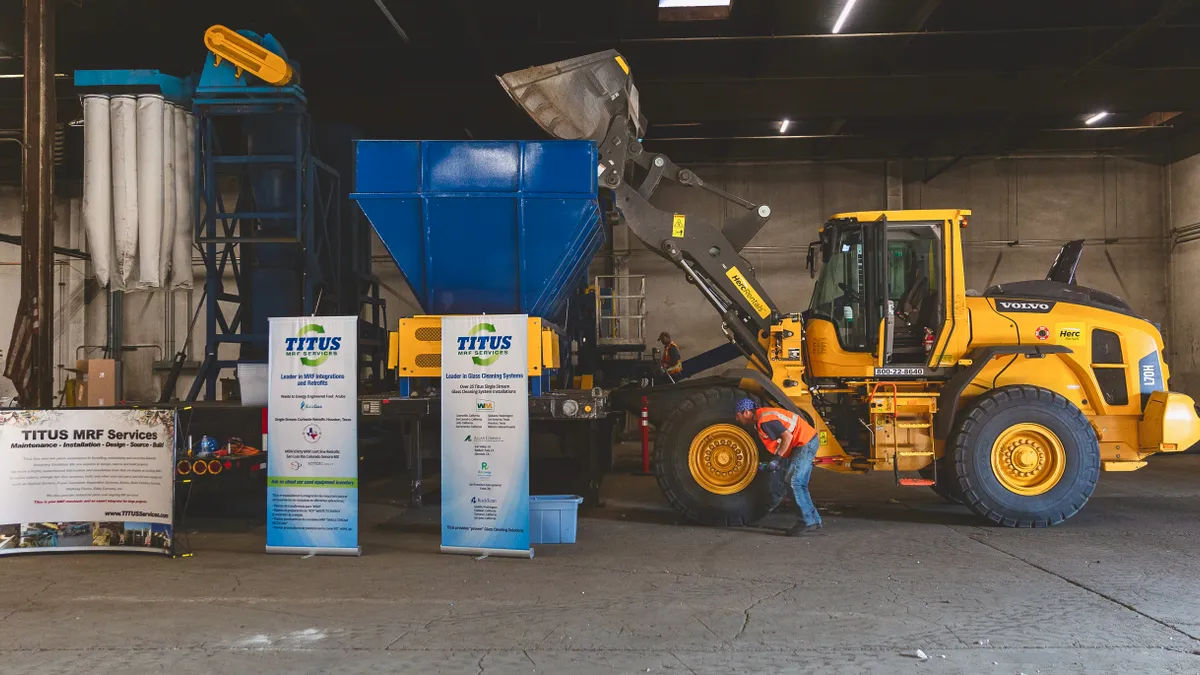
[4,0,1200,175]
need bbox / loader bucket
[498,49,644,144]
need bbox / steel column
[22,0,54,407]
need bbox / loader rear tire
[654,387,788,526]
[951,385,1099,527]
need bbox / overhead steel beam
[1150,122,1200,164]
[371,0,410,43]
[813,118,847,158]
[309,23,1200,51]
[907,0,944,31]
[889,0,943,64]
[314,69,1200,126]
[646,126,1172,142]
[923,0,1197,182]
[887,0,943,149]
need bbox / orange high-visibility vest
[661,341,683,374]
[754,408,817,458]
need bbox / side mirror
[805,241,821,279]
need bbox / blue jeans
[784,437,822,527]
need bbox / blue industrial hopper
[351,140,604,322]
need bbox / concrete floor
[4,456,1200,674]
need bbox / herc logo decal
[284,324,342,367]
[725,266,771,319]
[456,323,513,367]
[1055,323,1086,346]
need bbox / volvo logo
[995,300,1056,313]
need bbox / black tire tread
[950,384,1099,528]
[653,387,788,526]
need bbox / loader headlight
[561,399,579,417]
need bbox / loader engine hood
[499,50,645,144]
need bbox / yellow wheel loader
[500,51,1200,527]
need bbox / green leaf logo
[298,324,328,367]
[468,322,501,366]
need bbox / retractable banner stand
[441,314,532,558]
[0,409,176,556]
[267,316,360,556]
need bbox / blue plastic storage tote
[530,495,584,544]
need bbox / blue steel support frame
[186,91,341,401]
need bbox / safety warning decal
[1034,325,1050,341]
[672,214,686,238]
[818,430,828,446]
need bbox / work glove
[758,459,782,473]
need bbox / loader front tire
[654,387,788,526]
[951,385,1099,527]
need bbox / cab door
[864,219,889,365]
[804,218,889,378]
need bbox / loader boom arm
[599,116,778,372]
[499,50,781,373]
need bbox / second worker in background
[658,332,683,380]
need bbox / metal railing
[594,274,647,347]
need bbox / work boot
[785,521,822,537]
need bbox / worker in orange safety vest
[658,332,683,378]
[735,398,824,536]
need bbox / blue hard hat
[735,398,757,414]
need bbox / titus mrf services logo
[456,323,513,366]
[284,324,343,367]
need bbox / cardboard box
[71,359,120,407]
[85,359,118,407]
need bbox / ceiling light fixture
[1084,112,1110,125]
[659,0,732,7]
[658,0,733,20]
[832,0,859,34]
[779,119,791,133]
[0,73,68,79]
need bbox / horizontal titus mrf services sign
[267,316,360,556]
[441,315,532,558]
[0,409,176,556]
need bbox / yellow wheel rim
[688,424,759,495]
[990,423,1066,496]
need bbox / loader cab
[805,215,946,378]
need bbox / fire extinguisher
[923,328,935,355]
